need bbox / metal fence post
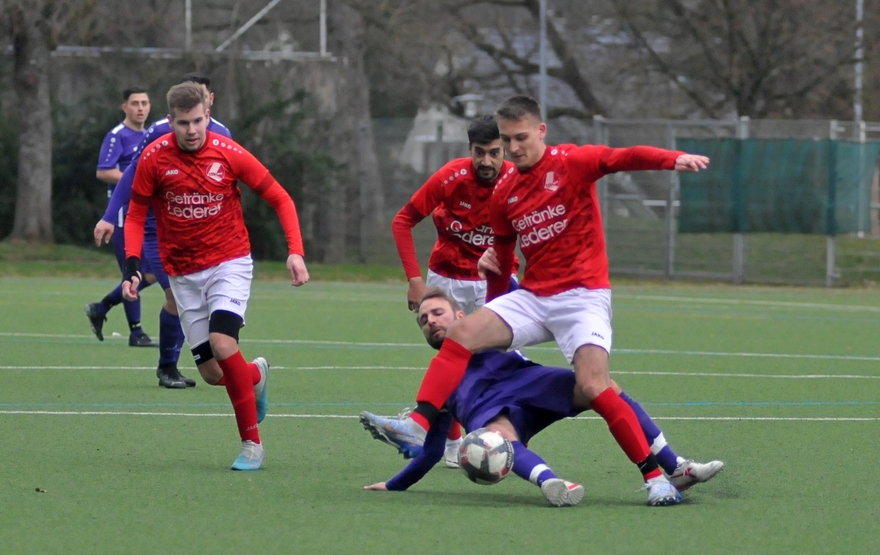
[732,116,750,284]
[665,122,677,279]
[826,121,840,286]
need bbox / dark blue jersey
[102,117,232,231]
[386,350,580,490]
[97,122,146,205]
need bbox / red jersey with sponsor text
[402,158,517,280]
[489,144,681,296]
[128,131,292,275]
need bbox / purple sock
[158,308,185,366]
[511,441,556,486]
[620,391,679,474]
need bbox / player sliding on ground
[361,95,711,506]
[122,82,309,470]
[361,289,724,506]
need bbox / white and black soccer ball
[458,427,514,485]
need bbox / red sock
[591,387,659,479]
[415,338,471,419]
[210,365,257,387]
[447,419,462,440]
[217,350,260,444]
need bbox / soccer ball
[458,428,514,485]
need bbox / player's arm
[392,170,448,310]
[568,144,708,182]
[121,159,154,301]
[485,195,518,302]
[238,150,308,286]
[96,132,123,184]
[365,413,452,491]
[95,163,138,246]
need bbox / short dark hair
[416,287,463,320]
[496,95,542,122]
[178,72,211,90]
[467,115,500,145]
[123,87,147,101]
[166,82,206,117]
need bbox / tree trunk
[7,0,53,243]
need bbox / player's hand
[674,154,710,172]
[94,220,115,247]
[287,254,309,287]
[122,273,141,301]
[478,247,501,278]
[407,277,427,312]
[363,482,388,491]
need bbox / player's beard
[427,328,445,350]
[476,165,499,182]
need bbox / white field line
[1,364,878,379]
[3,332,880,362]
[616,294,880,312]
[0,410,875,422]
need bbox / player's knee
[209,310,243,359]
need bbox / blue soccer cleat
[253,357,269,423]
[231,440,264,471]
[645,478,682,506]
[359,411,426,459]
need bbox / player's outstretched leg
[217,349,264,470]
[253,357,269,423]
[510,441,583,507]
[158,307,194,387]
[444,419,462,468]
[359,411,426,459]
[668,458,724,491]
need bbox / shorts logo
[544,171,560,192]
[229,298,242,306]
[591,331,605,340]
[206,162,225,182]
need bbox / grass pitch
[1,276,878,554]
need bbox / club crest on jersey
[544,171,560,192]
[206,162,225,182]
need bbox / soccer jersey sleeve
[234,147,305,257]
[567,145,683,182]
[391,203,427,280]
[96,129,123,171]
[124,153,157,260]
[103,163,136,223]
[385,412,453,491]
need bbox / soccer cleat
[156,365,187,389]
[84,303,107,341]
[444,438,462,469]
[129,332,159,347]
[178,371,197,388]
[645,478,682,506]
[667,458,725,491]
[231,440,264,471]
[359,411,426,459]
[540,479,585,507]
[253,357,269,423]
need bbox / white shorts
[169,255,253,348]
[483,287,613,363]
[426,270,487,315]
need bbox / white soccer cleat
[253,357,269,423]
[540,479,585,507]
[667,458,725,491]
[231,440,264,471]
[645,477,681,506]
[444,438,462,468]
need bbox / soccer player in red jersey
[391,115,520,468]
[375,95,710,505]
[392,115,517,314]
[121,82,309,470]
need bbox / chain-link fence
[371,113,880,287]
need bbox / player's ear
[205,107,211,120]
[538,122,547,140]
[455,310,465,319]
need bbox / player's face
[498,115,546,170]
[170,104,210,152]
[417,297,463,350]
[469,139,505,182]
[122,93,150,126]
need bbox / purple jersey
[97,122,146,199]
[102,117,231,230]
[386,350,580,490]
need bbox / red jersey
[487,144,682,298]
[392,158,517,280]
[125,131,304,276]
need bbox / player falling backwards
[363,95,711,506]
[93,73,233,389]
[391,115,520,467]
[361,289,723,506]
[122,82,308,470]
